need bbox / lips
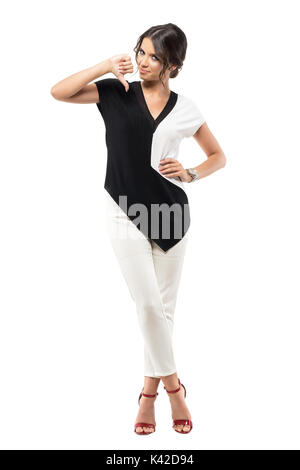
[140,68,149,73]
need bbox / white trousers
[105,191,188,378]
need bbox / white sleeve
[181,97,206,138]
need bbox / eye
[138,49,159,61]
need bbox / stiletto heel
[164,378,193,434]
[134,387,159,435]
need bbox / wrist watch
[186,168,199,182]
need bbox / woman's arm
[50,54,133,103]
[159,123,226,183]
[50,59,112,103]
[184,123,227,181]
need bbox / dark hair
[133,23,187,86]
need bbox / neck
[141,79,170,96]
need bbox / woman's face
[136,37,171,81]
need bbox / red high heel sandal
[164,378,193,433]
[134,387,159,435]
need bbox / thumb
[117,75,129,92]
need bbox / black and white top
[95,78,205,252]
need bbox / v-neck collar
[129,80,178,131]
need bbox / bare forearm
[50,59,111,99]
[194,152,226,180]
[181,152,226,182]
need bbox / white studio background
[0,0,299,451]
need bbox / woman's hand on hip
[158,158,192,182]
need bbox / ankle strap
[164,378,181,394]
[141,387,159,398]
[141,391,159,397]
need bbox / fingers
[118,61,134,74]
[119,60,132,67]
[159,161,182,177]
[158,158,183,178]
[159,157,177,163]
[160,170,182,177]
[121,54,131,61]
[120,57,132,64]
[118,66,134,74]
[119,57,133,67]
[159,159,181,169]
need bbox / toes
[135,425,154,433]
[174,424,190,432]
[174,424,183,431]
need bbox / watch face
[189,169,198,177]
[187,168,198,181]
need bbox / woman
[51,23,226,435]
